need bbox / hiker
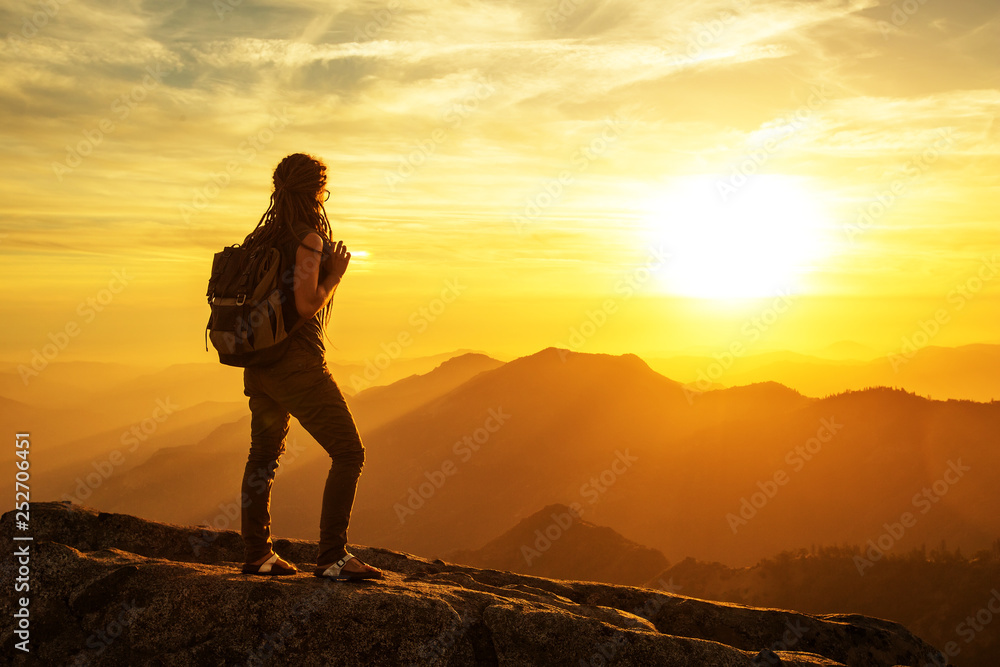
[238,153,382,581]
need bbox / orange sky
[1,0,998,368]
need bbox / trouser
[240,336,365,566]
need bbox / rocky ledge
[2,502,944,666]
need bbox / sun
[641,174,831,299]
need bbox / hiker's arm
[294,234,350,319]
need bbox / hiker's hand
[324,240,350,280]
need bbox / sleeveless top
[278,222,327,359]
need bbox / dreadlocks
[243,153,332,250]
[243,153,335,330]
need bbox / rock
[1,502,945,666]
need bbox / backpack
[205,244,302,367]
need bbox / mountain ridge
[449,503,670,586]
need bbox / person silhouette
[238,153,382,581]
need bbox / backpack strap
[234,248,259,305]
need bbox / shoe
[242,552,298,575]
[314,553,383,581]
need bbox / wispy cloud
[1,0,998,362]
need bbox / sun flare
[643,175,832,300]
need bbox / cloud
[1,0,998,308]
[770,89,1000,156]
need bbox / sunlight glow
[642,174,831,299]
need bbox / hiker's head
[273,153,327,204]
[255,153,333,240]
[241,153,334,257]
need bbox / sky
[1,0,998,368]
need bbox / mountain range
[7,346,997,570]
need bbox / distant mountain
[350,352,504,430]
[84,362,248,415]
[328,348,496,394]
[0,396,123,463]
[334,349,996,567]
[44,351,505,528]
[878,343,1000,401]
[72,415,258,523]
[275,347,695,554]
[648,343,1000,402]
[646,350,844,388]
[0,359,155,409]
[0,360,249,457]
[815,340,878,361]
[449,503,668,586]
[33,400,248,506]
[0,347,492,417]
[686,381,807,422]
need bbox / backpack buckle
[236,294,246,306]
